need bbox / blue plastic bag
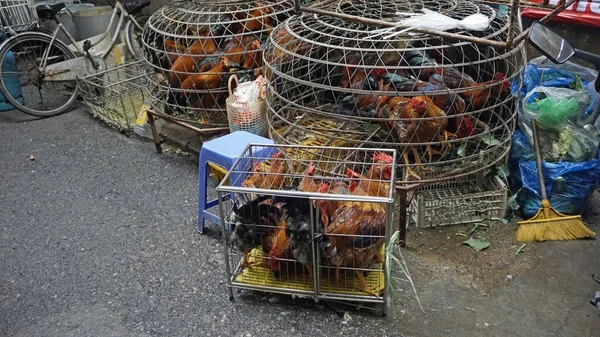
[513,57,600,126]
[510,131,600,217]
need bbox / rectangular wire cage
[0,0,36,33]
[410,172,508,228]
[215,144,396,311]
[77,61,149,133]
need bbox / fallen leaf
[463,237,490,252]
[29,155,35,161]
[499,218,509,224]
[455,231,467,237]
[516,244,526,256]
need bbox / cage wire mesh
[77,61,150,133]
[215,144,396,304]
[141,0,297,128]
[0,0,37,34]
[264,0,527,187]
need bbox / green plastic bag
[522,86,590,130]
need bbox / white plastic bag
[369,9,490,39]
[229,75,266,108]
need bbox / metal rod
[310,202,318,300]
[146,109,230,134]
[218,190,235,301]
[383,202,393,316]
[506,0,521,47]
[146,110,162,153]
[513,0,576,44]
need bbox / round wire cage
[264,0,527,186]
[141,0,297,127]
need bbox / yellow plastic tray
[233,247,385,297]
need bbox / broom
[516,121,596,242]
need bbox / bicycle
[0,0,150,117]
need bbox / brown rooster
[168,28,220,87]
[242,152,288,190]
[180,57,234,92]
[164,38,187,65]
[461,72,510,111]
[377,96,448,181]
[323,165,392,297]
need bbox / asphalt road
[0,109,399,336]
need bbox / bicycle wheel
[125,17,145,59]
[0,32,79,117]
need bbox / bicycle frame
[40,1,142,79]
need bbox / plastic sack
[517,122,598,163]
[516,57,600,126]
[229,75,266,108]
[522,86,590,130]
[509,132,600,218]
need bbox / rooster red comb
[494,72,509,91]
[373,151,394,164]
[346,168,360,179]
[253,162,263,172]
[271,152,283,159]
[318,182,329,193]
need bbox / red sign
[522,0,600,28]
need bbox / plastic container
[0,51,23,111]
[410,172,508,228]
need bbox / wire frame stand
[141,0,297,147]
[216,144,396,314]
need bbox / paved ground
[1,108,599,336]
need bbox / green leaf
[516,244,526,256]
[499,218,509,224]
[457,144,466,157]
[497,164,509,180]
[480,134,502,147]
[456,231,467,237]
[463,237,490,252]
[466,223,480,235]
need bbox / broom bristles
[517,206,596,242]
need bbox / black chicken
[230,195,281,268]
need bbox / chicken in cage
[141,0,297,127]
[263,0,527,186]
[215,144,396,312]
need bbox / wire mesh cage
[264,0,527,187]
[77,60,150,133]
[0,0,36,33]
[215,144,396,309]
[141,0,297,128]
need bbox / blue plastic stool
[198,131,275,234]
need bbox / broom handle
[532,121,548,200]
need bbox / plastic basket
[0,0,36,33]
[410,173,508,228]
[77,61,149,133]
[226,75,267,137]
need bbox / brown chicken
[242,152,288,190]
[164,38,187,65]
[323,164,392,296]
[180,57,234,92]
[230,3,272,34]
[461,72,509,111]
[169,29,220,87]
[377,96,448,181]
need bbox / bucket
[0,51,23,111]
[39,3,95,45]
[71,6,115,42]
